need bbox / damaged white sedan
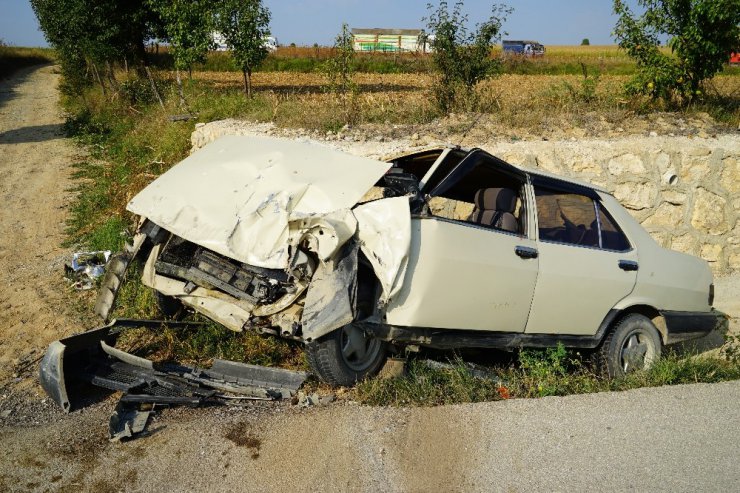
[119,135,724,385]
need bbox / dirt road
[0,66,738,492]
[0,65,82,383]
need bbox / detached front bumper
[660,309,729,345]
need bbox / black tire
[305,324,387,386]
[155,291,184,319]
[598,313,662,378]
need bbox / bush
[613,0,740,105]
[424,0,512,113]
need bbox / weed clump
[356,343,740,406]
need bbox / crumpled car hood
[127,135,391,269]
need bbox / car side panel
[384,217,539,331]
[524,241,638,335]
[599,193,714,313]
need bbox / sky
[1,0,640,48]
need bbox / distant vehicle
[211,32,278,52]
[351,28,433,53]
[263,36,278,52]
[503,40,545,57]
[731,53,740,65]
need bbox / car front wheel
[305,324,387,386]
[598,313,662,378]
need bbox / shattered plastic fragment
[64,250,112,290]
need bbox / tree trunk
[105,61,118,91]
[242,69,250,97]
[176,68,186,108]
[145,66,165,110]
[91,63,106,95]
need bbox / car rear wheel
[305,324,387,386]
[598,313,662,378]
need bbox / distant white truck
[211,32,278,52]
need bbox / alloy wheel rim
[340,324,381,372]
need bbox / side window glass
[428,159,525,235]
[598,205,631,251]
[535,188,599,247]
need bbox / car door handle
[515,246,538,259]
[618,260,639,271]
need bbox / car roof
[389,145,609,194]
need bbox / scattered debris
[109,400,151,442]
[64,250,111,290]
[293,391,336,407]
[39,318,308,441]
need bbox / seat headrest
[474,188,517,213]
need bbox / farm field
[165,70,740,134]
[180,44,740,76]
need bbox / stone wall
[191,121,739,275]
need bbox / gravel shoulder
[0,65,82,384]
[0,66,738,492]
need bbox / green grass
[356,343,740,406]
[0,45,55,79]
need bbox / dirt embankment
[0,65,83,383]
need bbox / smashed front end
[126,135,414,344]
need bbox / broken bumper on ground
[39,319,308,414]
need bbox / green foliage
[356,347,740,406]
[31,0,158,93]
[559,62,601,104]
[613,0,740,105]
[215,0,271,97]
[581,38,590,46]
[325,24,358,125]
[149,0,214,74]
[720,332,740,365]
[424,0,512,112]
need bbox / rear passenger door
[525,181,638,335]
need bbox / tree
[325,23,358,125]
[31,0,158,93]
[423,1,512,113]
[149,0,214,105]
[581,38,590,46]
[613,0,740,105]
[215,0,271,97]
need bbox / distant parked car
[124,136,724,385]
[503,40,545,56]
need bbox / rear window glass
[598,205,631,251]
[535,188,599,247]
